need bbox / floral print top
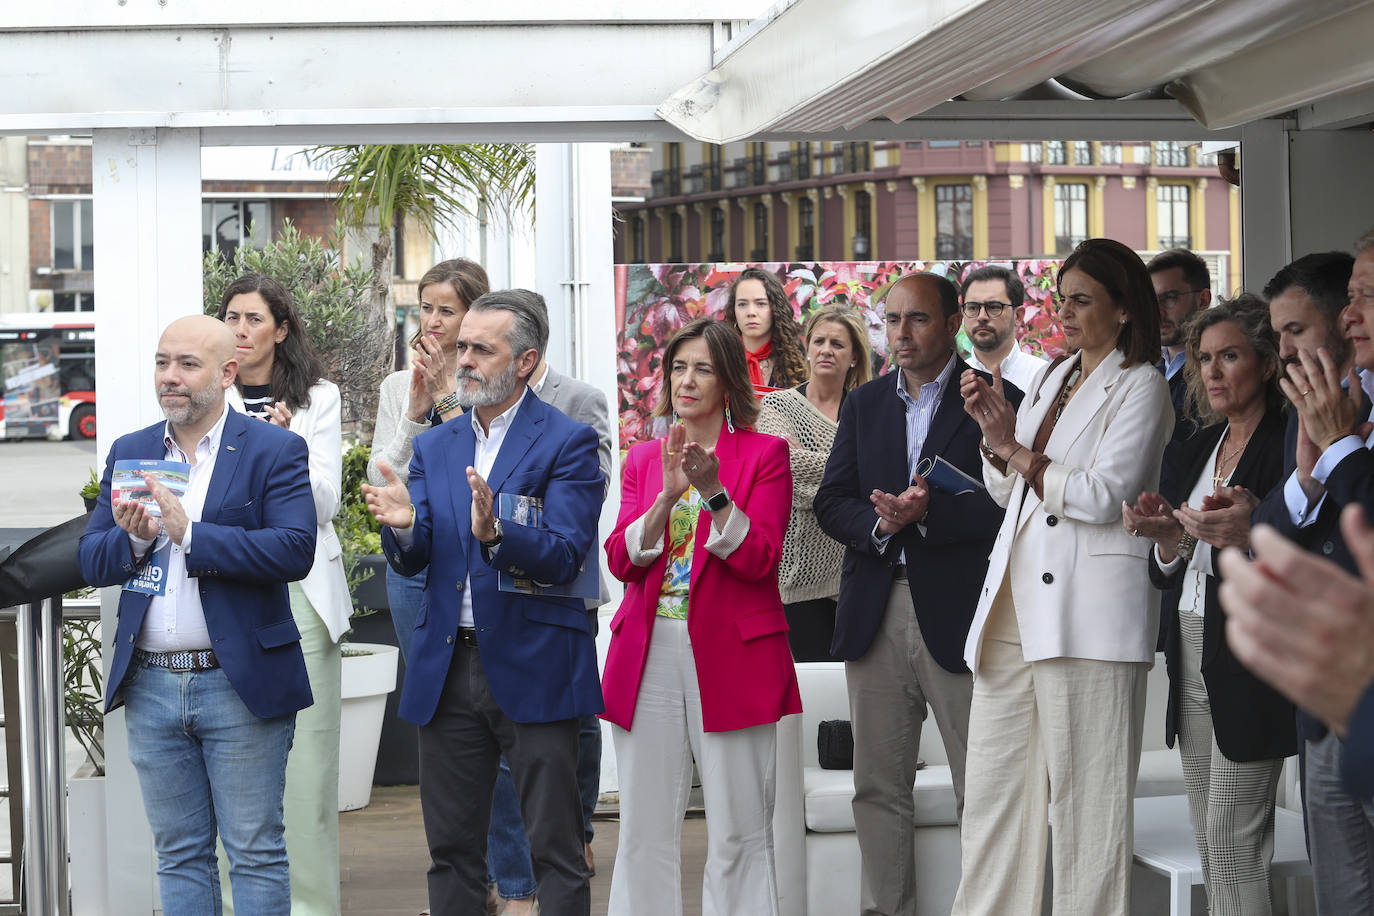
[656,487,701,619]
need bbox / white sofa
[773,657,1190,916]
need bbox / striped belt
[133,647,220,672]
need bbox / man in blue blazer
[814,273,1021,916]
[78,315,316,916]
[365,290,604,916]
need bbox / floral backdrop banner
[614,260,1066,453]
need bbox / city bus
[0,313,95,440]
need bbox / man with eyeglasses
[959,265,1048,393]
[1148,248,1212,445]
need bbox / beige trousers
[608,617,780,916]
[952,576,1148,916]
[846,575,974,916]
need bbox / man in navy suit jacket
[365,290,604,916]
[814,273,1020,916]
[78,316,316,916]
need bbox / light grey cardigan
[366,369,434,487]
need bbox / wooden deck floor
[340,786,707,916]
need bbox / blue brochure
[914,455,985,496]
[496,493,601,600]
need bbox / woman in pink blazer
[602,317,802,916]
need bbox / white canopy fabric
[658,0,1374,142]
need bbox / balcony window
[935,184,973,260]
[1154,141,1188,167]
[1053,183,1088,254]
[753,202,769,261]
[797,196,815,261]
[1157,185,1192,249]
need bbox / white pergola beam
[0,23,714,134]
[6,0,764,28]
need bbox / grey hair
[1357,225,1374,255]
[468,289,550,363]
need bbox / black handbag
[817,719,854,770]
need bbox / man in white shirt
[365,290,604,916]
[959,265,1048,394]
[78,315,317,915]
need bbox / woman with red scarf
[723,267,808,396]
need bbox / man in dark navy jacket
[814,273,1020,916]
[79,315,316,916]
[1251,240,1374,915]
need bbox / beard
[970,325,1011,353]
[158,374,222,426]
[456,361,519,408]
[1160,325,1185,348]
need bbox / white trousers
[952,578,1148,916]
[608,617,780,916]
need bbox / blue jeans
[123,661,296,916]
[386,564,426,661]
[487,758,537,900]
[578,714,601,843]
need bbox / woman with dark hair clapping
[953,239,1176,916]
[601,317,801,915]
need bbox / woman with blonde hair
[757,305,873,659]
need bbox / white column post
[91,126,203,914]
[1238,120,1292,290]
[535,143,623,793]
[534,143,619,571]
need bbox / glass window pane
[53,292,75,311]
[202,202,214,253]
[245,201,269,250]
[79,200,93,269]
[53,201,74,270]
[214,201,242,261]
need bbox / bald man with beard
[80,315,317,916]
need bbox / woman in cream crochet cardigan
[757,305,873,660]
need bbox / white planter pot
[338,642,400,812]
[68,762,107,915]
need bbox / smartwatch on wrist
[704,488,732,512]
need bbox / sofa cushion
[803,750,1183,835]
[804,764,958,832]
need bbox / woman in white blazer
[952,239,1175,916]
[219,273,353,915]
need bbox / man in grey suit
[482,291,614,906]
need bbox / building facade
[612,140,1240,293]
[3,138,444,315]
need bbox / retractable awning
[658,0,1374,142]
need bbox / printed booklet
[113,459,190,596]
[496,493,601,600]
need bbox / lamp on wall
[852,232,870,259]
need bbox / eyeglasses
[1157,289,1204,306]
[961,300,1011,318]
